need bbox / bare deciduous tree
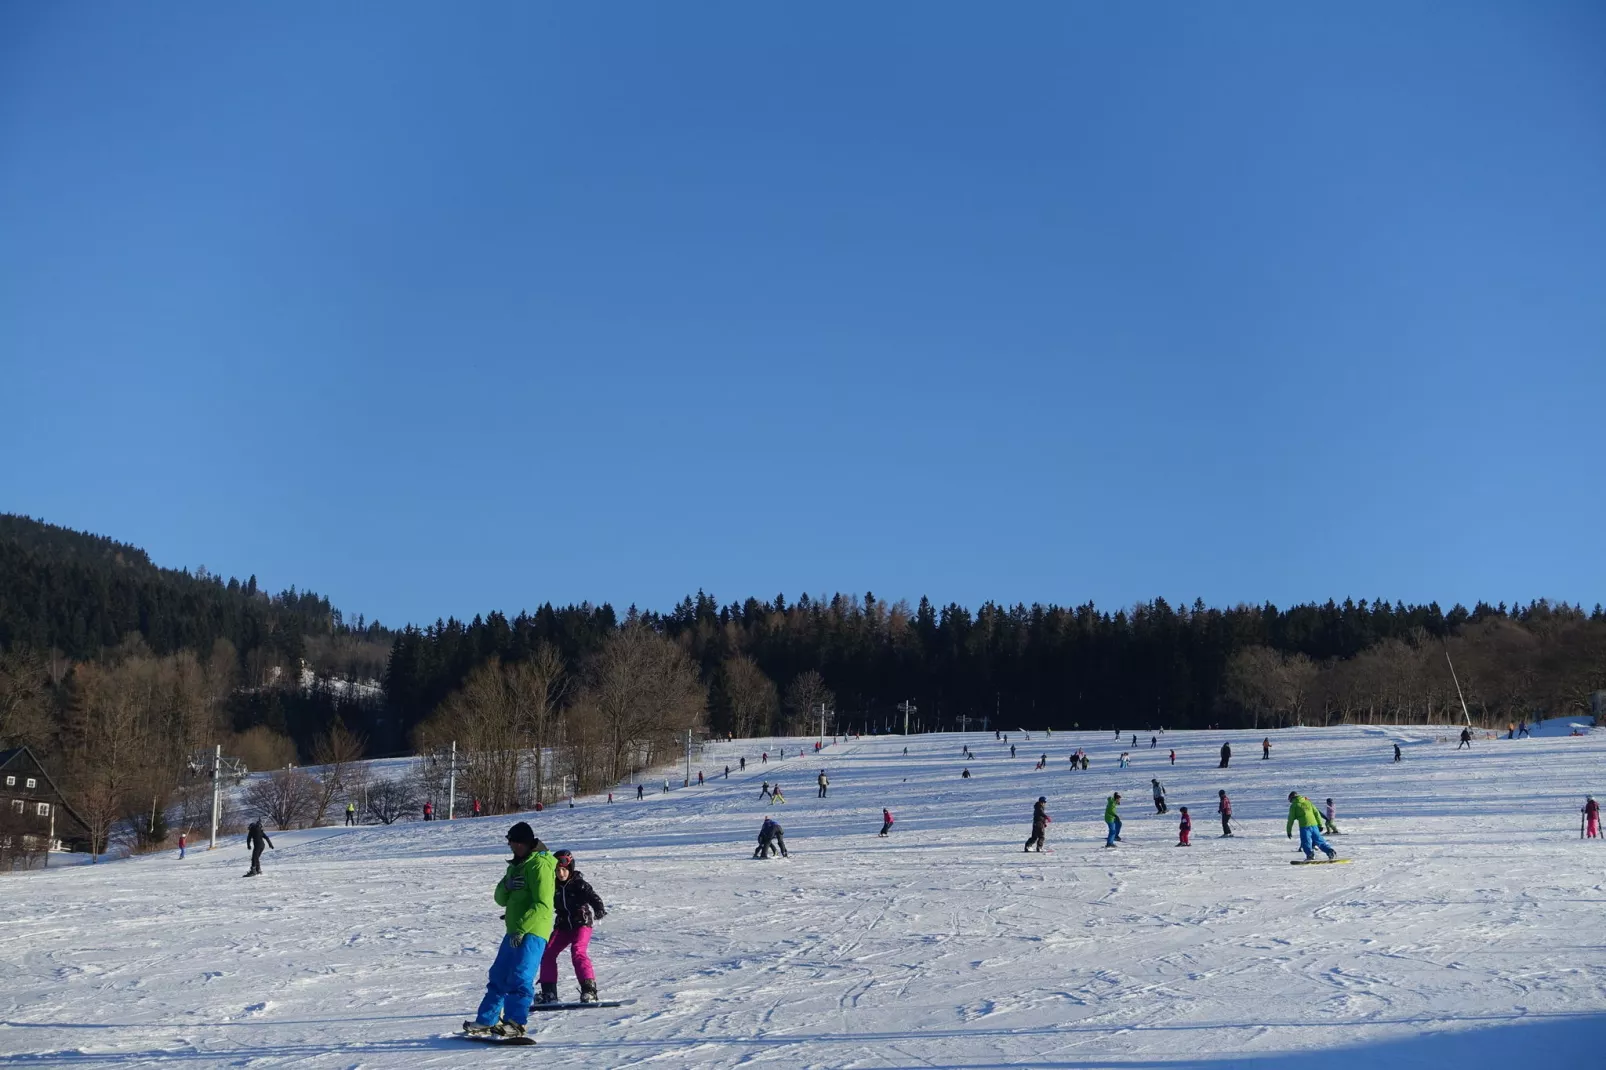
[783,670,834,736]
[243,769,319,830]
[724,656,778,738]
[366,777,420,825]
[571,625,706,791]
[309,720,367,825]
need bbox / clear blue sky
[2,3,1603,627]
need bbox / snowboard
[459,1032,536,1045]
[530,999,636,1012]
[1290,858,1350,865]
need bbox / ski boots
[534,983,561,1005]
[463,1021,495,1036]
[491,1020,526,1039]
[579,980,599,1004]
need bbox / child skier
[536,849,607,1005]
[1217,790,1233,836]
[879,808,894,837]
[1323,798,1339,835]
[1177,807,1191,846]
[1169,749,1175,765]
[1583,797,1600,839]
[463,822,555,1040]
[1286,792,1337,861]
[1024,796,1051,852]
[759,781,771,800]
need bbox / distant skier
[1323,798,1339,835]
[697,771,704,786]
[1518,720,1530,738]
[961,767,971,779]
[762,752,768,764]
[1217,790,1233,837]
[178,832,186,860]
[740,756,746,771]
[345,801,357,826]
[879,808,894,837]
[462,822,554,1040]
[759,781,771,800]
[724,766,730,778]
[1393,743,1402,763]
[423,801,434,821]
[1104,793,1123,847]
[536,849,607,1006]
[1169,749,1175,766]
[770,784,786,805]
[771,820,790,857]
[1177,807,1191,846]
[1080,754,1089,770]
[1457,727,1472,750]
[1150,736,1157,749]
[1024,796,1051,852]
[244,820,273,877]
[636,784,644,800]
[1151,778,1167,814]
[817,771,829,798]
[1219,742,1232,769]
[1010,744,1016,758]
[1261,738,1271,760]
[1131,734,1137,747]
[473,798,483,817]
[1583,797,1600,839]
[662,779,669,794]
[1287,792,1337,861]
[1118,752,1130,769]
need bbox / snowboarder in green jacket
[1286,793,1337,861]
[464,822,556,1040]
[1104,793,1123,847]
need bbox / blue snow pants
[1299,825,1334,859]
[475,932,548,1027]
[1105,817,1122,846]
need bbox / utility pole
[897,699,917,736]
[818,703,830,745]
[448,740,457,819]
[684,730,692,787]
[209,744,220,850]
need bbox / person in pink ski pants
[535,849,608,1004]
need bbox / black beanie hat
[506,821,536,845]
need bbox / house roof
[0,745,93,838]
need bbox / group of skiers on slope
[464,822,611,1041]
[1022,789,1342,859]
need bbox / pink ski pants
[538,926,595,984]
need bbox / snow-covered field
[3,723,1604,1069]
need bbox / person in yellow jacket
[1287,793,1337,861]
[464,822,556,1040]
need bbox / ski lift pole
[209,744,220,850]
[448,740,457,819]
[1445,652,1474,728]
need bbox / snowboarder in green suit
[464,822,556,1040]
[1287,793,1337,861]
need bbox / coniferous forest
[3,513,1603,843]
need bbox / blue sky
[2,3,1602,627]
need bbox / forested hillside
[2,514,1603,855]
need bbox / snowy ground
[3,723,1604,1069]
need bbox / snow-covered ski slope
[4,724,1604,1069]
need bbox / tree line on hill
[2,514,1604,846]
